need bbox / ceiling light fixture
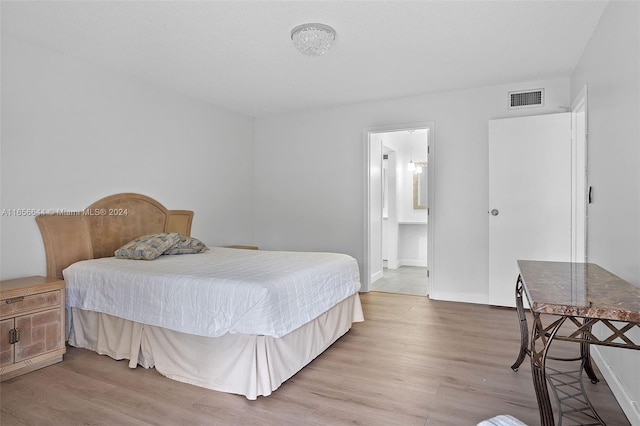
[291,23,336,57]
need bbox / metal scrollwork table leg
[511,274,605,426]
[511,275,528,372]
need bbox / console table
[511,260,640,426]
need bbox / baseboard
[370,270,384,284]
[428,290,489,305]
[384,260,401,269]
[591,347,640,425]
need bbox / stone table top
[517,260,640,323]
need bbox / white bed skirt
[68,294,364,400]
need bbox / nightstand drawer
[0,290,61,319]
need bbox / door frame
[363,121,435,293]
[571,84,588,263]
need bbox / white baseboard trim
[428,290,489,306]
[370,270,384,284]
[385,260,401,269]
[591,347,640,425]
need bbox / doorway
[364,122,434,296]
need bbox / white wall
[0,35,255,280]
[570,2,640,423]
[571,1,640,288]
[253,77,569,299]
[398,224,428,267]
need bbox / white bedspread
[63,247,361,338]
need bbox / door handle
[490,209,499,216]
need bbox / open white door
[489,113,572,307]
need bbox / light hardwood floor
[0,292,630,426]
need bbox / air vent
[508,89,544,109]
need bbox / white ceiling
[1,1,609,118]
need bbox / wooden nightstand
[0,276,66,381]
[225,245,259,250]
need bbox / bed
[36,193,364,399]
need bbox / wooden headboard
[36,193,193,279]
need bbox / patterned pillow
[114,233,182,260]
[163,235,209,255]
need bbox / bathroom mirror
[413,162,428,209]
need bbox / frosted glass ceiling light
[291,23,336,57]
